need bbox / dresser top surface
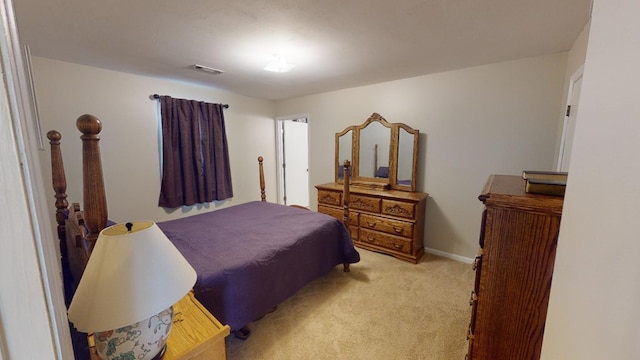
[316,182,428,201]
[481,175,528,196]
[480,175,564,214]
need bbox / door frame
[556,65,584,171]
[275,114,310,206]
[0,0,73,357]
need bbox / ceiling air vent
[193,64,224,75]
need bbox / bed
[48,114,359,340]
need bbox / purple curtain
[158,96,233,208]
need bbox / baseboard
[424,247,474,264]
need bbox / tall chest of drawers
[466,175,563,360]
[316,182,428,264]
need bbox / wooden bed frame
[48,113,353,308]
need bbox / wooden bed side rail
[76,114,108,252]
[65,203,91,295]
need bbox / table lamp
[68,221,197,360]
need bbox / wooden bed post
[342,160,351,272]
[342,160,351,225]
[47,130,69,259]
[258,156,266,202]
[76,114,108,252]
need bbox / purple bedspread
[157,201,360,331]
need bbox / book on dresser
[521,170,568,181]
[525,178,567,196]
[522,170,568,196]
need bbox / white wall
[565,20,591,80]
[277,53,568,258]
[33,57,278,225]
[542,0,640,358]
[553,19,591,169]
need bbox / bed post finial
[47,130,68,251]
[77,113,103,135]
[258,156,266,202]
[77,114,108,252]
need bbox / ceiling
[14,0,591,101]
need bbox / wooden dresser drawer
[318,190,341,206]
[381,199,415,219]
[315,182,428,264]
[360,213,413,238]
[360,228,411,254]
[350,195,381,213]
[318,205,358,226]
[467,175,564,360]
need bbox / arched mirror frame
[335,113,419,192]
[352,114,393,188]
[394,122,419,191]
[335,125,355,183]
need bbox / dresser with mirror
[316,113,428,263]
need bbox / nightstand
[89,291,230,360]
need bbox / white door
[277,117,309,207]
[558,66,583,172]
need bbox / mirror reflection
[337,129,352,180]
[359,121,390,179]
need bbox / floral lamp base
[94,307,173,360]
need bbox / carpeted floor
[225,248,474,360]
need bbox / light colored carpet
[225,249,474,360]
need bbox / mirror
[359,120,390,179]
[397,125,418,190]
[335,113,419,192]
[335,127,354,181]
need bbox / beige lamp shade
[67,221,197,332]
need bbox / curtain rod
[152,94,229,109]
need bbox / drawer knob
[393,226,403,234]
[472,255,481,270]
[367,221,377,227]
[393,243,402,249]
[472,249,483,270]
[467,330,475,341]
[469,291,477,306]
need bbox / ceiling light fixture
[193,64,224,75]
[264,56,295,73]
